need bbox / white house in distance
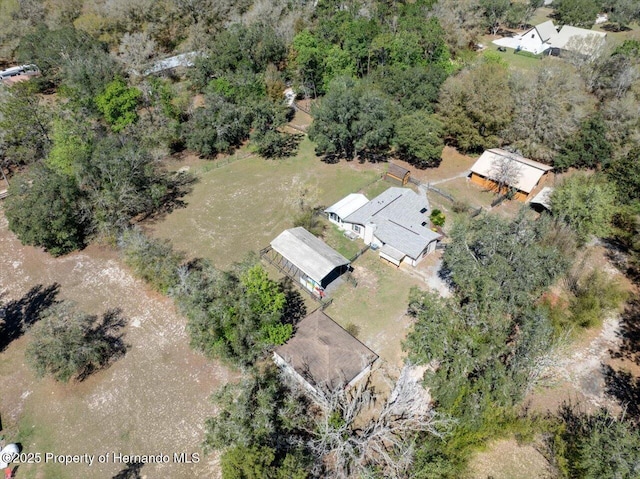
[493,20,606,57]
[325,187,441,267]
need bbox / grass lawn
[324,250,423,367]
[321,221,365,260]
[150,137,380,268]
[437,177,496,209]
[482,47,543,71]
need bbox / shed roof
[325,193,369,220]
[344,187,440,259]
[530,186,554,209]
[274,309,378,391]
[387,163,410,179]
[270,227,349,283]
[470,149,552,194]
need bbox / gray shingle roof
[344,188,440,259]
[270,227,350,283]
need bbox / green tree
[46,117,93,176]
[25,302,126,382]
[4,165,87,256]
[394,111,445,168]
[604,0,640,30]
[551,173,618,243]
[372,64,449,114]
[288,30,330,97]
[505,61,595,161]
[95,78,142,132]
[175,260,291,366]
[607,147,640,207]
[551,405,640,479]
[182,94,251,157]
[204,364,311,477]
[16,26,119,99]
[437,57,513,152]
[78,137,170,234]
[554,114,612,170]
[481,0,511,35]
[554,0,599,27]
[309,77,395,160]
[118,229,185,295]
[0,81,52,165]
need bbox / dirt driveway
[0,212,234,479]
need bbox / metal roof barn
[270,227,350,286]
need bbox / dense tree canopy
[551,174,618,243]
[309,77,395,160]
[5,165,88,256]
[173,260,292,366]
[394,111,445,168]
[437,56,513,152]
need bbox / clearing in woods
[0,213,235,479]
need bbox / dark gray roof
[274,309,378,390]
[271,227,349,283]
[344,188,440,259]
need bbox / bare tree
[488,155,522,195]
[301,365,453,478]
[117,32,157,76]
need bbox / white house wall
[519,29,546,54]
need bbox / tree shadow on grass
[0,283,60,352]
[76,308,129,382]
[140,171,197,225]
[610,300,640,366]
[280,277,307,327]
[602,364,640,420]
[112,461,144,479]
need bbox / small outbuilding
[273,309,378,396]
[530,186,554,212]
[470,148,553,201]
[269,227,350,296]
[384,163,411,186]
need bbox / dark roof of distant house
[274,309,378,391]
[270,227,349,283]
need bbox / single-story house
[329,187,441,267]
[270,227,350,296]
[325,193,369,229]
[470,149,553,201]
[273,309,378,397]
[492,20,606,57]
[530,186,554,212]
[549,25,606,57]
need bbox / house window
[421,221,427,227]
[420,207,427,214]
[353,225,361,233]
[531,33,535,38]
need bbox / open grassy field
[324,250,423,367]
[0,213,234,479]
[151,138,382,268]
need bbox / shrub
[25,302,126,382]
[118,229,184,294]
[430,209,446,227]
